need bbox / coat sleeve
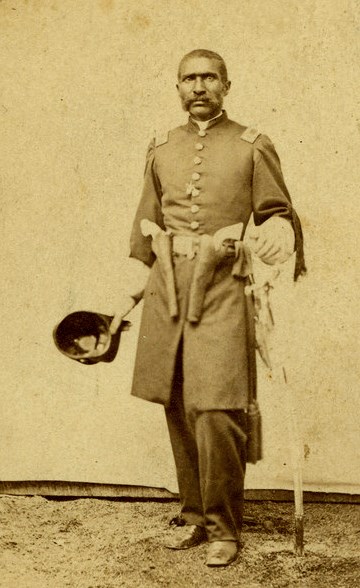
[252,135,306,280]
[252,134,293,224]
[129,142,166,267]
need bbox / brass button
[191,172,201,181]
[190,221,200,230]
[191,187,200,197]
[191,204,200,213]
[195,143,204,151]
[198,130,207,137]
[194,156,202,165]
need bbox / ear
[223,80,231,96]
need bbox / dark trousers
[165,355,247,542]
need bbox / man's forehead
[179,56,222,78]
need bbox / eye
[206,74,216,81]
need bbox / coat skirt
[131,253,250,411]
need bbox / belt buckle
[186,239,198,260]
[172,235,198,259]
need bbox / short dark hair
[178,49,228,83]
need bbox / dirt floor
[0,496,359,588]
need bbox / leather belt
[172,235,200,259]
[172,234,237,259]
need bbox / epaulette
[240,127,261,144]
[155,129,169,147]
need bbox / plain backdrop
[0,0,359,493]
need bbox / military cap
[53,311,130,365]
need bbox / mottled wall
[0,0,359,493]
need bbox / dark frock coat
[129,112,294,411]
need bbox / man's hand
[109,257,151,334]
[109,294,136,335]
[247,216,295,265]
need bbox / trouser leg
[166,395,247,538]
[193,410,247,542]
[165,365,204,527]
[165,343,247,539]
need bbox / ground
[0,496,359,587]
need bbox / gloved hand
[247,216,295,265]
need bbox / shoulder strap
[155,129,169,147]
[144,129,169,173]
[240,127,261,144]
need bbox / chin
[190,107,213,120]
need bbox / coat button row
[191,204,200,213]
[194,156,202,165]
[190,221,200,230]
[195,143,204,151]
[191,172,201,181]
[198,130,207,137]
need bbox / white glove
[109,258,150,334]
[247,217,295,265]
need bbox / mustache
[183,97,212,106]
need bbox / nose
[193,76,206,95]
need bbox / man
[110,49,305,567]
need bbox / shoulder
[144,124,184,170]
[154,129,170,147]
[225,119,264,146]
[228,119,263,145]
[144,130,169,160]
[240,127,262,144]
[226,120,281,163]
[234,123,277,155]
[153,123,186,148]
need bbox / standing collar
[187,110,228,132]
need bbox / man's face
[177,57,231,121]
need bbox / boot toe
[206,540,238,567]
[165,524,207,550]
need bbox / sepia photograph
[0,0,359,586]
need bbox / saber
[282,366,304,556]
[246,268,305,555]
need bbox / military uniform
[129,111,300,541]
